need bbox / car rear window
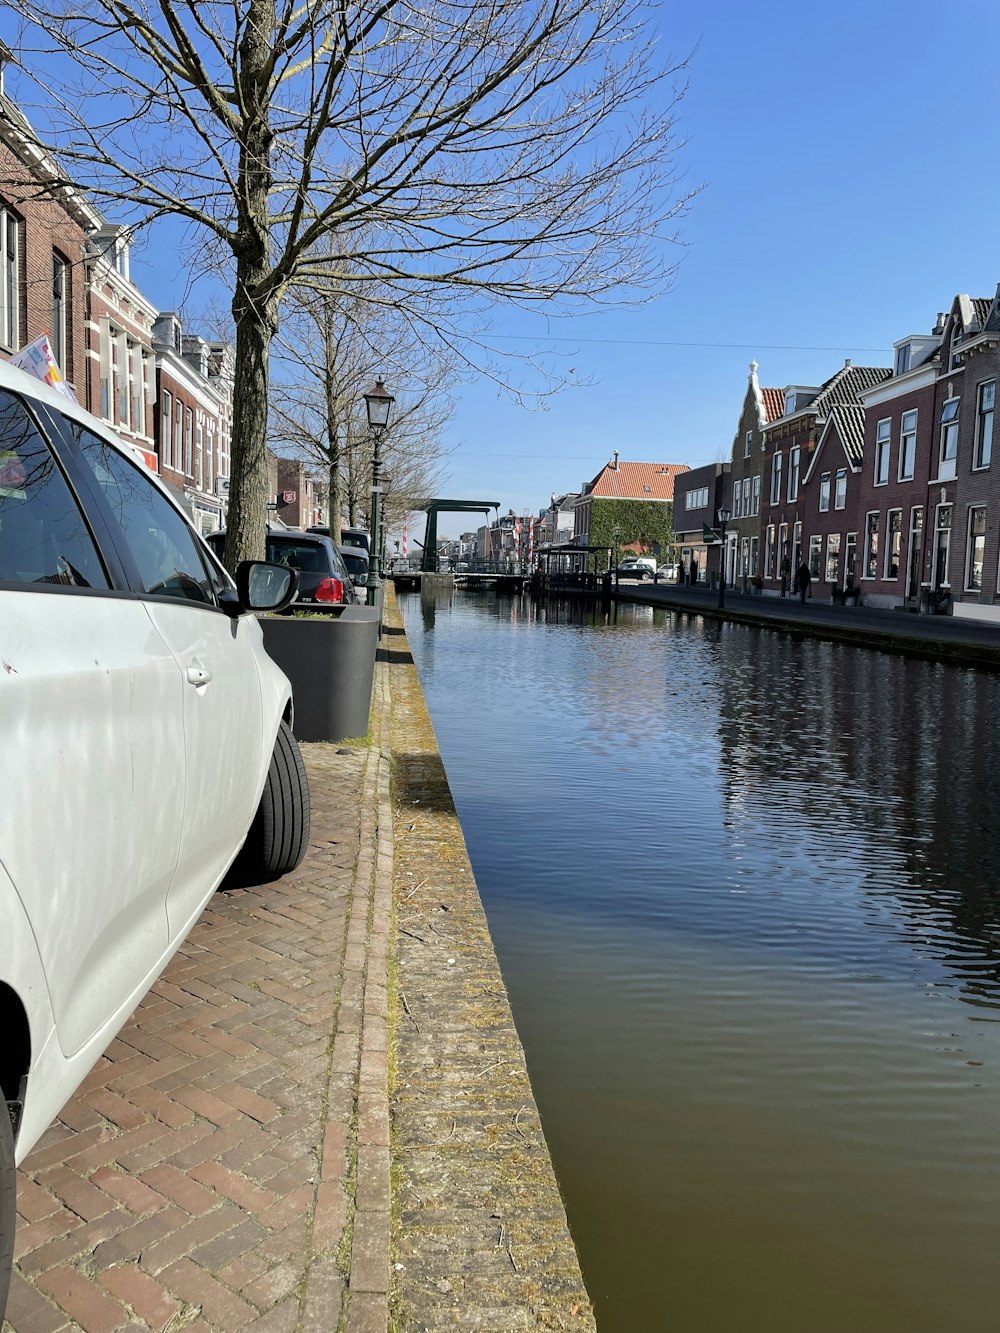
[0,389,109,590]
[266,539,331,574]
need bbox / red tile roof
[589,461,689,500]
[760,387,785,423]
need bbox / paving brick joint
[7,584,592,1333]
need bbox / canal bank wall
[612,581,1000,670]
[383,588,596,1332]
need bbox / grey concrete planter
[260,607,379,742]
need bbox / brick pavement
[5,655,394,1333]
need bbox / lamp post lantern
[363,379,394,607]
[716,506,731,609]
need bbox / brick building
[673,462,728,585]
[273,457,328,531]
[152,312,234,533]
[760,363,891,596]
[0,51,98,396]
[726,362,784,587]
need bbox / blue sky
[116,0,1000,539]
[399,0,1000,535]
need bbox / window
[732,484,742,519]
[966,506,986,591]
[771,451,783,504]
[132,346,145,438]
[161,390,173,470]
[933,504,951,588]
[834,469,847,510]
[742,477,751,516]
[0,207,19,351]
[845,532,858,585]
[819,473,831,512]
[884,509,902,579]
[205,429,214,493]
[0,389,108,588]
[684,486,709,510]
[117,332,129,427]
[950,324,964,371]
[749,535,758,576]
[787,445,800,502]
[71,424,215,605]
[764,524,775,579]
[899,410,917,481]
[52,252,69,377]
[184,407,194,476]
[808,534,821,579]
[975,380,994,469]
[175,399,183,470]
[895,344,911,376]
[863,512,879,579]
[874,419,891,485]
[744,430,753,459]
[825,533,841,584]
[195,423,204,489]
[939,398,960,480]
[751,474,760,516]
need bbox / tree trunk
[225,291,274,569]
[222,0,276,573]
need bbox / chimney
[933,312,947,335]
[844,358,852,368]
[612,450,619,471]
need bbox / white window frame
[863,511,879,580]
[771,451,783,504]
[834,469,847,510]
[751,474,760,516]
[764,524,775,579]
[744,429,753,460]
[939,397,960,481]
[0,206,19,352]
[808,534,822,579]
[787,445,800,502]
[898,409,917,481]
[975,380,994,470]
[161,389,173,470]
[874,418,891,485]
[883,508,902,580]
[966,505,986,592]
[825,533,841,584]
[818,473,831,512]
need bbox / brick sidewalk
[5,656,394,1333]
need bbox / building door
[906,507,923,599]
[933,504,952,589]
[845,533,858,586]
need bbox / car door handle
[185,664,213,687]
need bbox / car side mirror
[223,560,299,617]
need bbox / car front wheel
[230,721,311,886]
[0,1103,14,1320]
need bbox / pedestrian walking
[797,560,812,604]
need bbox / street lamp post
[363,378,394,608]
[716,506,731,609]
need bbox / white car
[0,358,310,1313]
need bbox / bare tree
[269,269,456,533]
[10,0,696,567]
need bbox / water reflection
[400,592,1000,1333]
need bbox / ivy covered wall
[588,497,675,559]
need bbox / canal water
[398,590,1000,1333]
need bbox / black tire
[0,1103,14,1322]
[230,721,311,886]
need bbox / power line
[484,333,888,353]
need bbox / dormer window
[785,389,796,416]
[895,344,911,376]
[950,323,964,371]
